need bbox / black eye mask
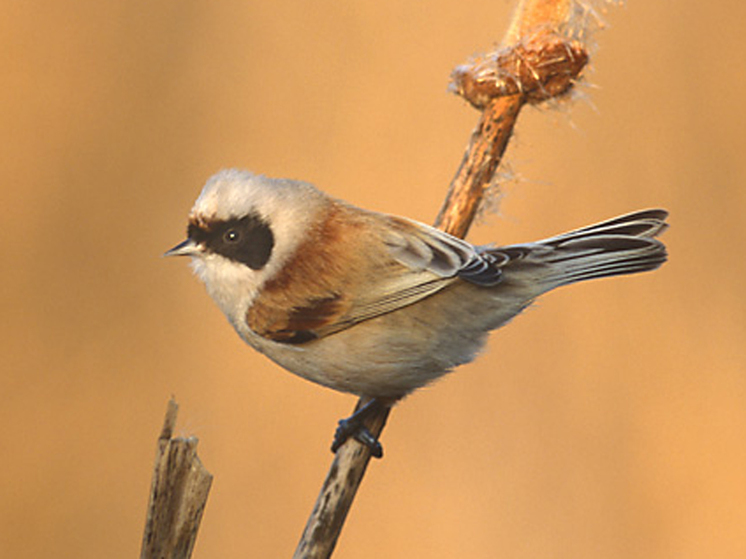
[188,213,275,270]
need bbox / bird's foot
[331,399,385,458]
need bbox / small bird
[167,169,668,457]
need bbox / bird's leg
[331,398,385,458]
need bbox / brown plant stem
[293,398,389,559]
[293,93,526,559]
[141,399,213,559]
[295,0,595,556]
[434,94,524,238]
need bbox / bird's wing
[382,216,505,287]
[246,209,502,343]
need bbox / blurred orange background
[2,1,744,558]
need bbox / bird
[166,169,668,457]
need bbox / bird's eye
[223,229,240,243]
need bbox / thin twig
[295,1,601,556]
[141,399,213,559]
[294,398,389,559]
[434,94,524,238]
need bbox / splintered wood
[141,400,213,559]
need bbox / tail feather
[542,209,668,244]
[483,209,669,292]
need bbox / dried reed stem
[141,399,213,559]
[295,0,599,556]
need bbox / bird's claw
[332,419,383,458]
[330,399,385,458]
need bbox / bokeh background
[2,1,744,558]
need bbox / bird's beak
[164,239,201,257]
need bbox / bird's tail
[485,209,669,293]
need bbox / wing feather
[247,206,497,343]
